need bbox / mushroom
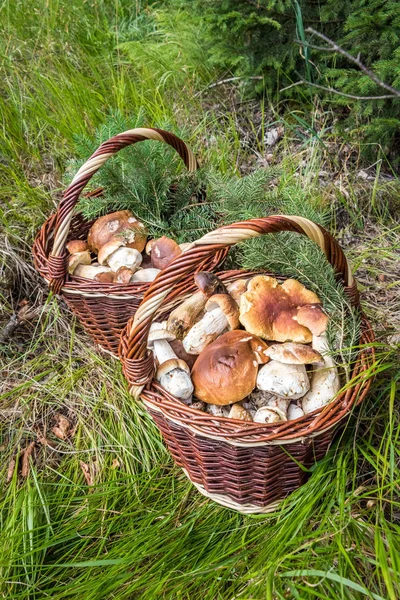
[265,342,323,365]
[301,334,340,415]
[98,240,142,273]
[167,272,226,339]
[147,323,193,401]
[253,406,287,423]
[94,271,115,283]
[257,361,310,399]
[191,330,269,405]
[115,266,135,284]
[206,404,230,417]
[287,403,305,420]
[183,293,240,355]
[239,276,324,343]
[87,210,147,253]
[131,268,161,283]
[73,264,112,280]
[226,279,248,304]
[149,236,182,270]
[169,339,197,370]
[228,403,252,421]
[66,240,91,274]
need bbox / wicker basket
[32,128,227,356]
[119,215,375,514]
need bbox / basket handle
[120,215,359,394]
[47,128,198,293]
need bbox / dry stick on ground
[281,27,400,100]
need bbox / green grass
[1,1,400,599]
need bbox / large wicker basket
[119,215,375,514]
[32,128,226,356]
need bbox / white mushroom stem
[131,268,160,282]
[153,339,178,364]
[301,334,340,415]
[183,308,228,354]
[73,265,112,279]
[153,340,193,401]
[107,247,142,272]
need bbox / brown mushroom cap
[194,272,227,296]
[191,330,269,405]
[94,271,115,283]
[227,279,248,304]
[66,240,89,254]
[265,342,323,364]
[295,304,328,336]
[239,276,322,343]
[115,266,134,284]
[150,236,182,270]
[156,358,190,380]
[87,210,147,253]
[205,294,240,330]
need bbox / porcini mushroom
[98,240,142,273]
[227,279,248,304]
[228,403,252,421]
[191,330,269,405]
[301,334,340,415]
[287,403,305,420]
[167,272,226,339]
[253,406,287,423]
[115,266,135,284]
[257,360,310,399]
[265,342,323,365]
[87,210,147,253]
[183,293,240,355]
[73,264,112,280]
[66,240,91,275]
[131,268,161,283]
[239,276,323,343]
[147,323,193,401]
[94,271,115,283]
[149,236,182,270]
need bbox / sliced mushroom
[257,360,310,399]
[301,334,340,414]
[183,293,240,355]
[167,272,226,339]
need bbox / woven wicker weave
[32,128,227,355]
[119,215,375,513]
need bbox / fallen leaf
[111,459,120,469]
[21,442,35,477]
[7,458,16,483]
[52,414,71,440]
[80,461,93,486]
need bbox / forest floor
[1,2,400,599]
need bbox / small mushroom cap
[239,276,321,343]
[68,250,91,274]
[73,264,112,280]
[194,272,227,296]
[145,239,156,255]
[156,358,190,379]
[131,268,161,282]
[265,342,323,365]
[94,271,115,283]
[228,403,252,421]
[150,236,182,270]
[205,294,240,330]
[66,240,89,254]
[191,330,269,405]
[115,266,134,284]
[148,322,176,348]
[295,304,328,336]
[98,240,124,265]
[87,210,147,253]
[287,403,305,420]
[106,247,142,273]
[253,406,287,423]
[257,360,310,399]
[227,279,248,304]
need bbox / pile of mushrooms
[150,272,340,423]
[66,210,188,284]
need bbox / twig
[280,79,398,100]
[194,76,263,98]
[304,27,400,98]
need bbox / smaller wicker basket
[119,215,375,514]
[32,128,227,356]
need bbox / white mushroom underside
[107,247,142,272]
[158,369,193,401]
[257,360,310,399]
[183,308,228,354]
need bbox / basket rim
[124,269,375,445]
